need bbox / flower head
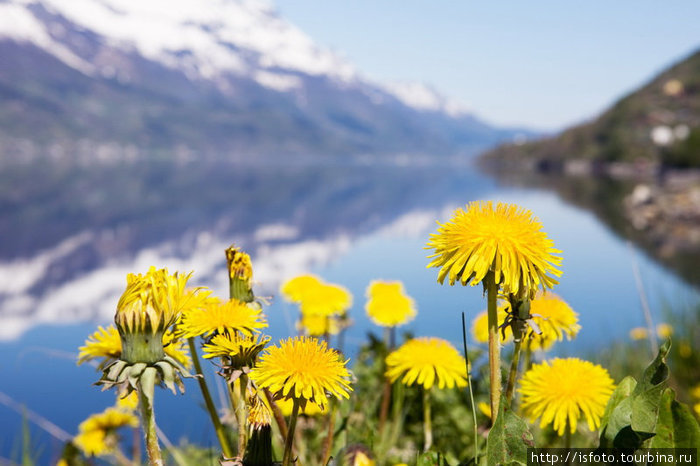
[202,333,270,380]
[178,298,268,339]
[280,274,323,303]
[297,313,344,336]
[629,327,649,340]
[115,267,193,336]
[522,292,580,350]
[226,245,257,303]
[250,336,352,410]
[299,282,353,317]
[365,280,417,327]
[519,358,615,435]
[385,337,468,390]
[74,408,138,456]
[78,324,191,369]
[426,201,562,298]
[656,323,673,338]
[472,305,512,344]
[275,397,328,416]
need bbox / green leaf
[599,375,637,445]
[598,342,671,449]
[651,388,700,448]
[487,397,535,466]
[630,339,670,436]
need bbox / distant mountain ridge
[0,0,521,159]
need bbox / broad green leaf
[599,376,637,439]
[651,388,700,448]
[630,339,670,436]
[487,396,534,466]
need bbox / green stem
[505,340,523,409]
[187,338,234,459]
[565,424,572,465]
[423,387,433,451]
[461,312,479,461]
[486,272,502,422]
[137,378,163,466]
[321,401,336,465]
[282,399,301,466]
[237,374,249,454]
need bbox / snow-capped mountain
[0,0,516,158]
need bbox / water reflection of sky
[0,163,697,463]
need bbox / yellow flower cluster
[365,280,416,327]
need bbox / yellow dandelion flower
[178,298,268,338]
[275,397,328,416]
[426,201,562,298]
[385,337,468,390]
[116,391,139,412]
[694,402,700,418]
[74,429,108,456]
[115,267,193,335]
[690,384,700,400]
[280,274,323,303]
[679,342,692,358]
[78,325,191,369]
[78,325,121,366]
[162,331,192,369]
[202,333,270,368]
[299,282,353,317]
[519,358,615,436]
[297,313,342,336]
[629,327,649,341]
[226,245,253,286]
[247,392,272,429]
[523,292,580,350]
[74,407,138,456]
[353,451,375,466]
[249,336,352,410]
[472,305,512,344]
[656,323,673,338]
[478,401,492,420]
[365,280,417,327]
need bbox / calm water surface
[0,159,697,463]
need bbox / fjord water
[0,158,697,462]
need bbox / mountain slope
[0,0,514,158]
[481,48,700,169]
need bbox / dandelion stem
[505,340,523,409]
[486,271,502,422]
[282,398,301,466]
[378,326,394,432]
[422,387,433,451]
[187,338,234,459]
[321,401,337,465]
[137,377,163,466]
[461,312,479,462]
[237,374,249,454]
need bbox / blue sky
[276,0,699,130]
